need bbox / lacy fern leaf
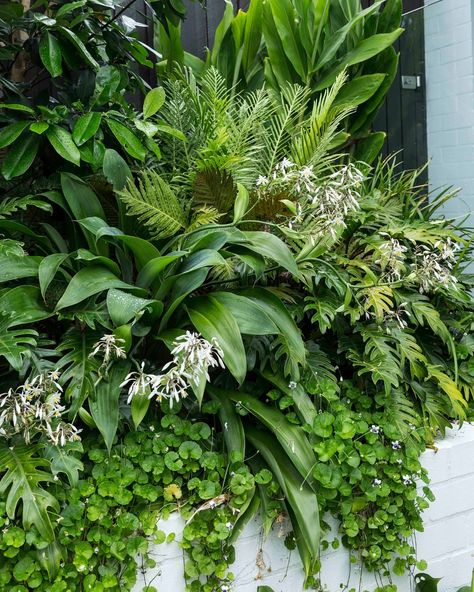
[118,170,186,239]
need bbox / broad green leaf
[72,112,102,146]
[154,123,186,141]
[246,427,319,570]
[136,253,185,288]
[0,443,59,542]
[29,121,49,134]
[334,74,385,108]
[353,131,386,164]
[315,1,384,71]
[179,249,225,274]
[75,248,120,275]
[229,487,260,544]
[233,183,249,223]
[242,0,263,78]
[211,292,279,335]
[39,32,63,77]
[0,102,35,114]
[46,125,80,165]
[158,268,208,329]
[0,286,51,326]
[36,540,63,581]
[102,148,132,190]
[131,392,151,429]
[208,386,246,461]
[143,87,166,119]
[268,0,305,79]
[106,119,146,161]
[1,134,40,180]
[414,573,442,592]
[57,26,99,69]
[241,231,300,277]
[60,173,105,220]
[106,288,163,326]
[241,287,306,367]
[56,0,87,18]
[0,254,39,282]
[39,253,70,299]
[187,295,247,384]
[316,28,404,90]
[0,121,29,149]
[55,266,134,310]
[223,388,316,484]
[89,364,130,453]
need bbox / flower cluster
[257,160,364,241]
[90,334,126,364]
[412,238,459,293]
[376,235,408,282]
[0,372,81,445]
[122,332,224,406]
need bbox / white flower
[391,440,401,450]
[0,373,80,446]
[370,424,381,434]
[288,381,298,390]
[226,522,233,530]
[256,175,269,187]
[402,474,412,485]
[373,479,382,487]
[90,334,126,364]
[120,362,152,404]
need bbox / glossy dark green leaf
[55,266,134,310]
[39,253,70,299]
[72,112,102,146]
[334,74,385,109]
[0,286,52,326]
[0,255,40,283]
[57,26,99,69]
[106,119,146,161]
[187,296,247,384]
[136,253,186,289]
[242,231,300,277]
[0,121,29,149]
[89,364,130,453]
[60,173,105,220]
[106,288,163,326]
[46,125,81,165]
[208,385,245,461]
[1,134,40,180]
[39,31,63,77]
[246,427,319,570]
[102,148,132,190]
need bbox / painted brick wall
[134,425,474,592]
[424,0,474,226]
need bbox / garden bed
[135,424,474,592]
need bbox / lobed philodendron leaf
[0,443,59,542]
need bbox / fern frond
[188,205,222,232]
[0,195,51,219]
[118,170,186,240]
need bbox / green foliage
[0,417,267,592]
[156,0,403,161]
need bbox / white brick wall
[134,425,474,592]
[424,0,474,226]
